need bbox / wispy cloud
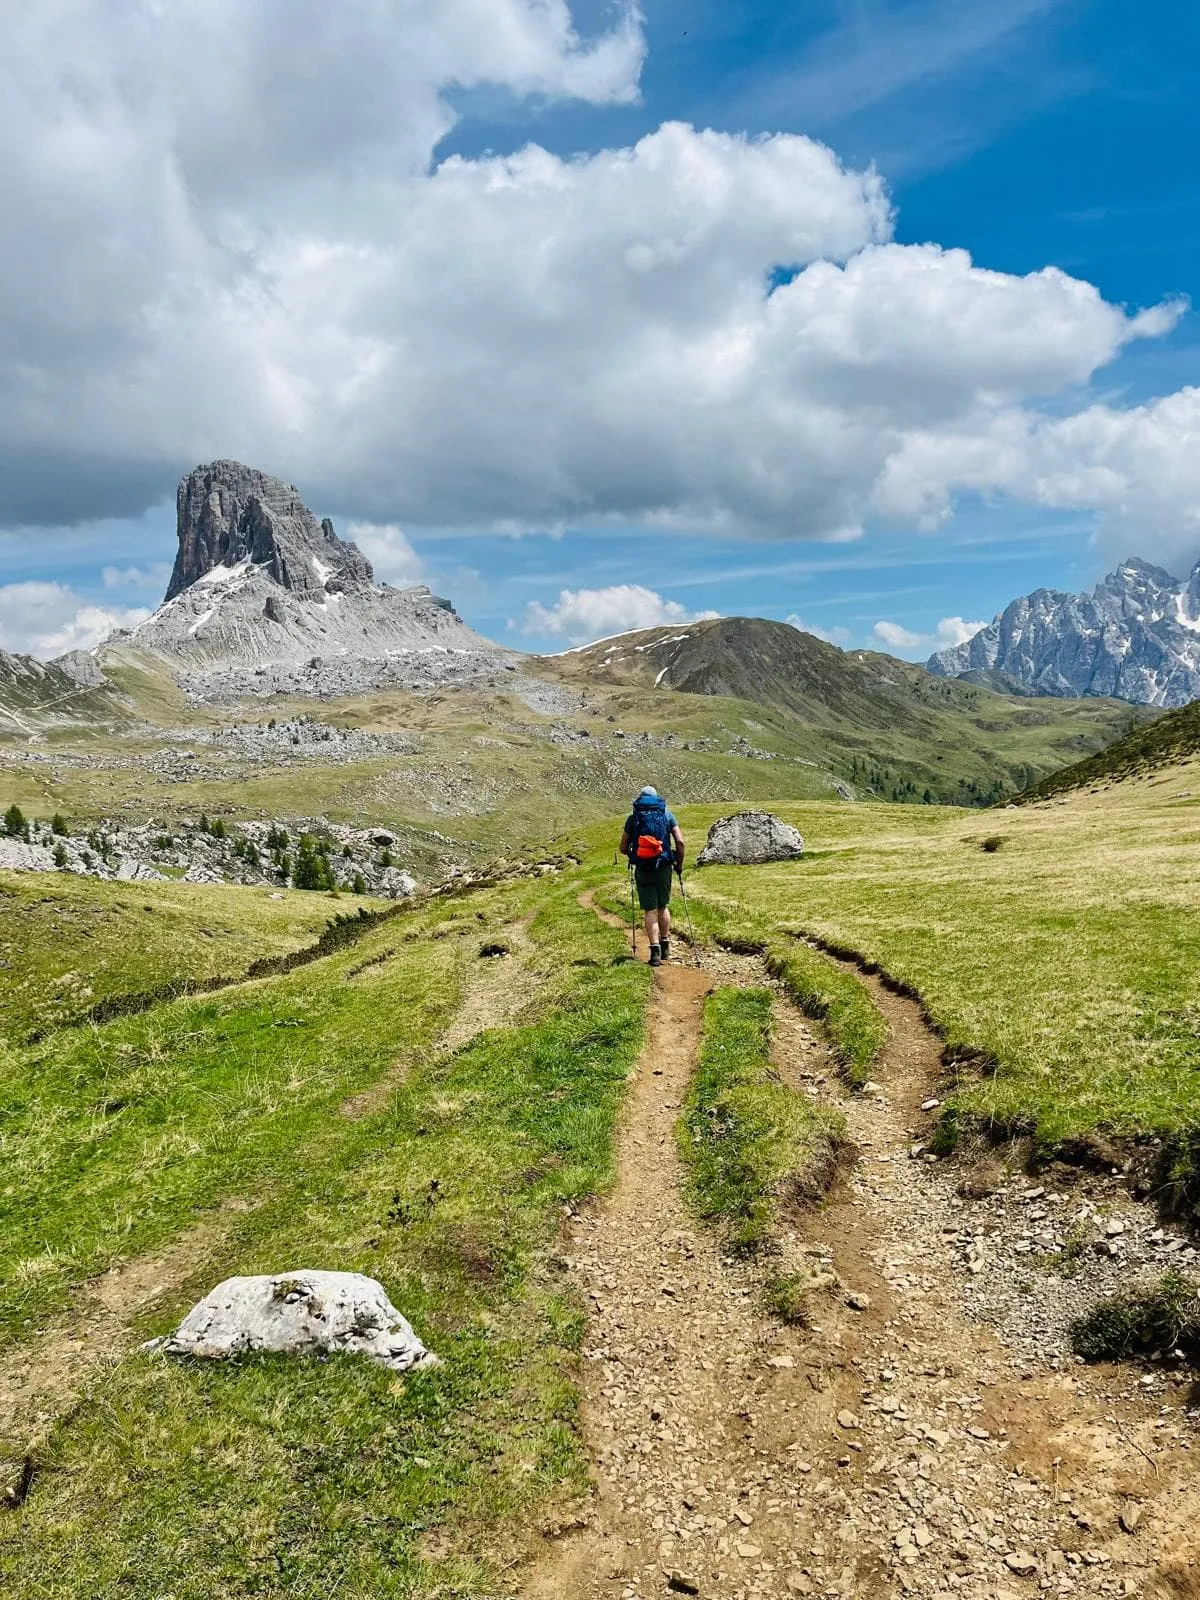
[724,0,1086,177]
[756,0,1066,122]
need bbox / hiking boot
[660,938,671,962]
[648,944,662,967]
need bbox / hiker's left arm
[672,825,685,871]
[619,828,631,859]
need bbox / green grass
[0,868,650,1596]
[1071,1270,1200,1363]
[679,986,842,1254]
[1022,697,1200,799]
[670,781,1200,1201]
[0,871,371,1042]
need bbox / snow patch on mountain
[928,556,1200,706]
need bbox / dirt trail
[341,915,539,1118]
[522,912,1200,1600]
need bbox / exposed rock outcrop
[108,460,511,702]
[696,810,804,867]
[148,1271,438,1371]
[168,460,372,600]
[929,557,1200,707]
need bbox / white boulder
[696,810,805,867]
[147,1270,438,1371]
[379,866,417,899]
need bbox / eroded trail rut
[523,911,1199,1600]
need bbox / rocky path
[520,919,1200,1600]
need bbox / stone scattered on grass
[696,810,804,867]
[146,1270,439,1372]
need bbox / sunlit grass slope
[1,866,648,1595]
[0,871,371,1041]
[678,771,1200,1189]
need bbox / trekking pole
[628,863,638,958]
[676,868,700,966]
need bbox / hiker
[620,786,685,967]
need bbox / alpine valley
[0,461,1155,889]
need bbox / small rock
[1119,1504,1143,1534]
[1004,1552,1038,1577]
[920,1098,940,1111]
[837,1410,860,1430]
[1105,1218,1126,1236]
[845,1292,871,1312]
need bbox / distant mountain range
[928,557,1200,708]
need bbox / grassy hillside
[1,622,1149,890]
[554,617,1151,805]
[677,772,1200,1200]
[0,872,372,1041]
[1020,696,1200,798]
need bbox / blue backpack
[630,795,672,863]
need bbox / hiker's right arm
[672,825,685,873]
[619,828,631,860]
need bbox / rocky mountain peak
[168,460,373,601]
[109,459,510,704]
[928,555,1200,707]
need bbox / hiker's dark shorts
[634,859,673,911]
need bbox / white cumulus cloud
[0,0,1193,575]
[0,581,149,658]
[872,615,986,654]
[786,615,852,646]
[344,523,425,586]
[523,585,719,646]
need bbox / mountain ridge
[928,556,1200,707]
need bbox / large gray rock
[0,839,57,872]
[696,810,804,867]
[148,1270,438,1371]
[928,556,1200,707]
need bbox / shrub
[267,825,289,852]
[53,843,68,868]
[1070,1270,1200,1362]
[4,803,29,840]
[352,872,367,895]
[154,834,175,851]
[380,848,393,868]
[980,836,1004,853]
[51,813,68,836]
[209,817,228,840]
[292,836,335,892]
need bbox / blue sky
[2,0,1197,660]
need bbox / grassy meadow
[1,863,648,1595]
[0,871,372,1041]
[5,735,1200,1594]
[674,768,1200,1196]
